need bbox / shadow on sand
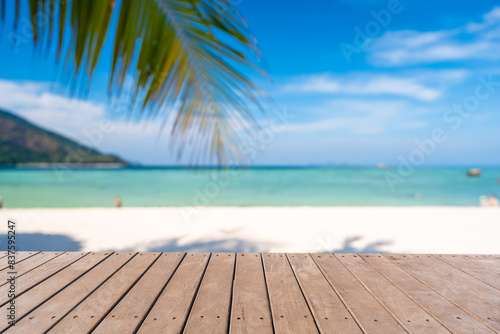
[0,233,81,251]
[133,237,281,253]
[331,235,393,253]
[0,233,391,253]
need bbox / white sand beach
[1,207,499,254]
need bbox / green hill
[0,109,128,166]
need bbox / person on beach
[115,196,122,208]
[489,195,499,207]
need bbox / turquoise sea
[0,167,499,208]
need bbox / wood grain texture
[138,253,210,334]
[263,253,319,334]
[313,254,406,334]
[336,254,449,333]
[0,252,64,286]
[0,252,88,307]
[92,253,182,334]
[414,255,500,309]
[476,255,500,260]
[6,252,500,334]
[229,253,274,334]
[183,253,236,334]
[288,254,362,334]
[463,255,500,274]
[0,252,110,332]
[50,252,159,334]
[388,254,500,332]
[0,252,39,272]
[436,255,500,289]
[4,252,134,333]
[363,254,494,334]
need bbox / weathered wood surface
[1,253,498,333]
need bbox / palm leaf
[10,0,267,165]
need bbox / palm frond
[14,0,267,165]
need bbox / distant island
[0,109,128,167]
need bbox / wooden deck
[1,252,499,333]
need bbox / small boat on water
[467,168,481,177]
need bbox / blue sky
[1,0,499,166]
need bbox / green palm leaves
[3,0,266,165]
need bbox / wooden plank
[49,252,160,334]
[4,252,134,333]
[0,252,88,307]
[362,254,494,334]
[92,253,183,334]
[389,254,500,332]
[0,252,39,272]
[138,253,210,334]
[0,252,39,260]
[464,256,500,274]
[2,252,497,334]
[287,254,362,333]
[416,255,500,307]
[229,253,273,334]
[0,252,111,331]
[462,254,500,259]
[479,255,500,259]
[183,253,236,334]
[466,254,500,259]
[336,254,449,333]
[262,253,318,334]
[0,252,63,281]
[312,254,406,334]
[437,255,500,289]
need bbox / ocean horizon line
[1,164,500,170]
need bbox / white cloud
[373,30,453,50]
[0,80,106,137]
[282,100,427,135]
[369,7,500,66]
[282,72,453,101]
[284,76,340,93]
[466,7,500,32]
